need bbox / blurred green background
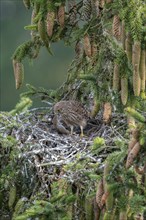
[0,0,74,111]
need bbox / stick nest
[0,107,127,200]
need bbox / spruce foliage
[1,0,146,219]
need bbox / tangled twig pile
[0,107,127,169]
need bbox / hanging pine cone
[128,138,138,154]
[112,15,121,40]
[13,60,24,90]
[113,63,120,91]
[121,77,128,105]
[128,128,139,153]
[101,191,109,206]
[57,5,65,27]
[121,21,126,49]
[132,41,141,68]
[46,11,55,37]
[139,50,145,92]
[103,102,112,123]
[126,142,141,169]
[83,34,92,57]
[91,34,98,57]
[125,33,132,62]
[133,65,141,96]
[102,162,114,211]
[96,179,104,209]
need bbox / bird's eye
[57,109,60,112]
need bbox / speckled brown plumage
[53,100,89,136]
[52,115,69,134]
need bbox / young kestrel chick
[54,100,89,136]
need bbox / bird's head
[54,102,63,115]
